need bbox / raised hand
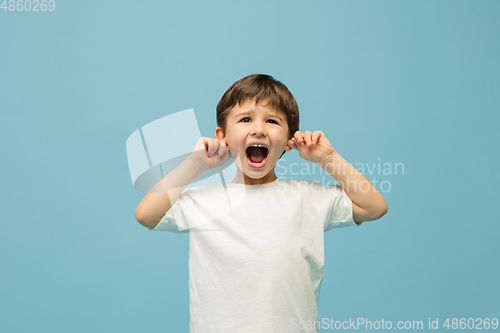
[189,137,231,172]
[286,130,336,166]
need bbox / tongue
[247,147,265,163]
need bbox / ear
[215,127,225,141]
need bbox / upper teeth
[249,144,267,148]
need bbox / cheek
[228,145,241,158]
[271,141,288,156]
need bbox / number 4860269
[1,0,55,11]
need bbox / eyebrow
[235,110,283,121]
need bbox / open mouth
[246,145,269,165]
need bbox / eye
[239,117,278,124]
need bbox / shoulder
[180,183,232,200]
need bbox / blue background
[1,0,499,332]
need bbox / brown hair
[216,74,300,139]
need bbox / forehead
[231,98,282,116]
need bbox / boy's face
[215,98,290,184]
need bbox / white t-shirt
[151,177,360,333]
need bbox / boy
[135,74,388,332]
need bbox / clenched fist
[189,137,231,172]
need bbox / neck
[231,169,277,185]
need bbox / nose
[250,120,267,137]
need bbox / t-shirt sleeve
[150,191,190,233]
[324,184,361,231]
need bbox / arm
[287,131,388,225]
[319,151,388,224]
[135,157,204,229]
[135,136,230,230]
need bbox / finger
[311,131,322,144]
[204,139,213,169]
[218,139,227,157]
[205,138,213,156]
[291,130,301,139]
[215,139,223,156]
[287,138,297,150]
[293,136,303,149]
[214,139,223,157]
[207,138,218,157]
[294,131,304,143]
[202,138,210,155]
[304,131,313,146]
